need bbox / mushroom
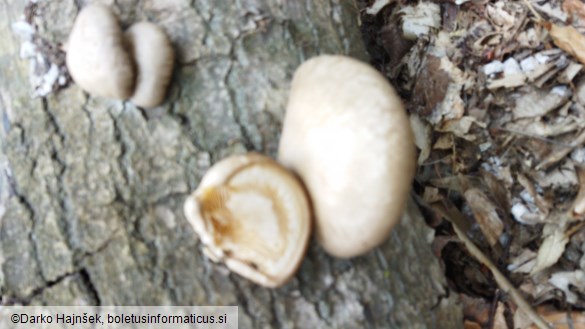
[125,22,175,109]
[66,4,135,99]
[278,55,415,258]
[183,153,312,287]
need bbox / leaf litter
[358,0,585,326]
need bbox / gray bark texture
[0,0,463,328]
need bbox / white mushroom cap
[278,55,415,258]
[125,22,175,109]
[66,4,135,99]
[183,153,312,288]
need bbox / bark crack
[224,58,256,152]
[268,292,285,328]
[228,275,256,328]
[0,270,75,306]
[79,268,101,305]
[108,109,131,191]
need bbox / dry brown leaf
[563,0,585,24]
[505,117,578,138]
[461,294,492,325]
[437,116,484,141]
[464,188,505,246]
[536,130,585,170]
[525,308,585,329]
[464,321,482,329]
[546,22,585,66]
[531,227,569,274]
[433,134,453,150]
[430,176,468,193]
[494,302,508,329]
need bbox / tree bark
[0,0,463,328]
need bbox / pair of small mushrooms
[184,55,416,288]
[66,4,174,109]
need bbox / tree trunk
[0,0,463,328]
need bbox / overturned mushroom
[125,22,175,108]
[66,4,135,99]
[278,55,416,258]
[183,153,311,287]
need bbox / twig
[566,221,585,237]
[521,0,543,22]
[431,202,552,329]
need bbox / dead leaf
[464,321,482,329]
[433,134,453,150]
[536,160,577,189]
[430,175,474,193]
[558,61,582,83]
[507,249,537,274]
[513,86,571,119]
[563,0,585,24]
[534,3,568,22]
[443,207,551,329]
[517,174,552,213]
[365,0,391,15]
[410,114,432,165]
[505,117,579,137]
[399,3,441,40]
[422,186,441,204]
[570,166,585,219]
[494,302,508,329]
[536,130,585,170]
[487,72,526,89]
[464,188,505,246]
[533,310,585,329]
[531,227,569,274]
[520,306,585,329]
[413,55,451,119]
[461,294,491,325]
[549,270,585,304]
[482,171,512,220]
[487,2,516,30]
[546,22,585,66]
[438,117,485,141]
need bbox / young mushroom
[125,22,175,109]
[66,4,135,99]
[183,153,312,288]
[278,55,416,258]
